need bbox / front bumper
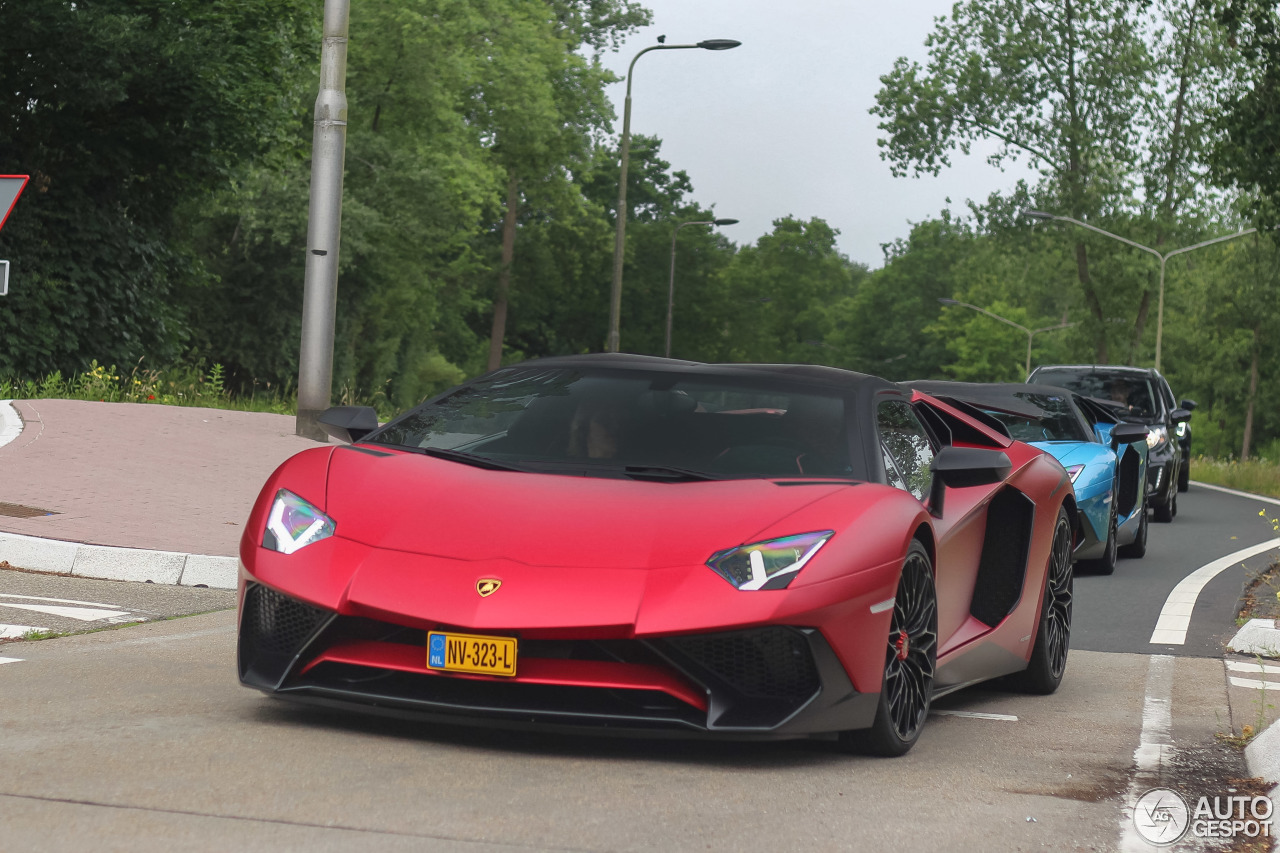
[238,583,880,739]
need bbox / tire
[1118,501,1147,559]
[1177,459,1190,492]
[840,541,937,757]
[1005,506,1073,695]
[1154,476,1175,523]
[1084,509,1117,575]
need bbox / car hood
[323,447,853,569]
[1031,440,1107,469]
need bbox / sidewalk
[0,399,329,589]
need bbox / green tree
[1209,1,1280,228]
[873,0,1236,363]
[0,0,317,378]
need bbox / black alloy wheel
[1119,499,1148,559]
[1154,471,1177,523]
[842,541,938,756]
[1005,506,1073,694]
[1087,508,1117,575]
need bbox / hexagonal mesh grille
[666,628,819,699]
[242,584,328,657]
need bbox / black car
[1027,365,1192,522]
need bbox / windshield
[1032,369,1159,420]
[367,367,854,479]
[979,392,1090,443]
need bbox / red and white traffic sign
[0,175,28,232]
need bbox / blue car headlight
[1064,464,1085,484]
[706,531,834,591]
[262,489,335,554]
[1146,425,1170,451]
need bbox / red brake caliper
[895,629,909,661]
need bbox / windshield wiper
[622,465,725,482]
[414,446,527,472]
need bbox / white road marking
[1148,538,1280,645]
[0,624,46,639]
[930,710,1018,721]
[0,656,23,665]
[1118,654,1174,853]
[0,602,130,622]
[1229,677,1277,691]
[0,592,122,608]
[1226,660,1280,675]
[1191,480,1280,508]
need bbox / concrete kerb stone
[0,399,22,449]
[0,531,237,589]
[1229,618,1280,659]
[1245,723,1280,827]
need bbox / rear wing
[908,390,1012,449]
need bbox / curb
[0,530,238,589]
[0,399,22,448]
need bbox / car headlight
[1175,421,1188,439]
[706,531,833,591]
[262,489,335,554]
[1064,464,1085,483]
[1146,425,1169,451]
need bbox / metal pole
[1025,331,1033,378]
[1155,256,1167,372]
[1155,228,1256,371]
[606,40,738,353]
[296,0,351,440]
[666,220,712,358]
[665,222,681,359]
[1024,211,1256,372]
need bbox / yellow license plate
[427,631,517,677]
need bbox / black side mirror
[319,406,380,443]
[1110,423,1149,446]
[1170,407,1192,424]
[928,446,1013,517]
[1180,399,1197,411]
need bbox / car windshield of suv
[1032,369,1159,419]
[367,367,854,480]
[979,392,1091,443]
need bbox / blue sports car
[908,382,1148,575]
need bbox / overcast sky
[598,0,1040,268]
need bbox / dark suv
[1028,365,1193,522]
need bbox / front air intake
[238,584,333,689]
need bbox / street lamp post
[1022,210,1258,371]
[607,37,741,354]
[666,217,737,358]
[296,0,351,440]
[938,298,1077,377]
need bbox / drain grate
[0,502,59,518]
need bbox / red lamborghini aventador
[238,355,1077,755]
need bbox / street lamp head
[713,218,739,226]
[1022,209,1054,221]
[937,297,960,305]
[697,39,741,50]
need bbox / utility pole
[296,0,350,440]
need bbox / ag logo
[476,578,502,598]
[1133,788,1190,846]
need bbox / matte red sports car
[238,355,1077,755]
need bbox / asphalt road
[0,482,1276,852]
[1073,483,1277,657]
